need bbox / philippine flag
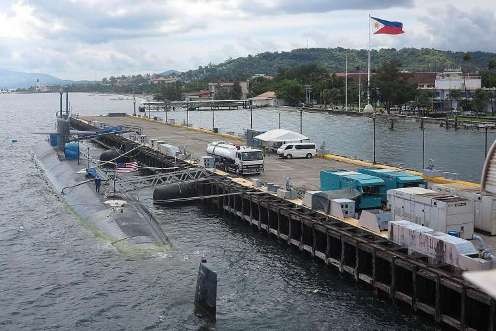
[371,16,404,35]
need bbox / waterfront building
[208,81,248,99]
[249,91,278,107]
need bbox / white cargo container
[387,187,474,239]
[330,199,355,218]
[431,184,496,235]
[389,220,492,271]
[158,143,183,159]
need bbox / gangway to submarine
[112,167,212,193]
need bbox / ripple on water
[0,93,435,330]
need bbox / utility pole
[278,111,281,129]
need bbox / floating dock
[73,115,496,330]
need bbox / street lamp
[372,113,376,164]
[299,109,303,134]
[250,100,253,129]
[421,117,425,169]
[133,93,136,116]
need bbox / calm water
[0,92,436,330]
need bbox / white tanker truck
[206,141,264,175]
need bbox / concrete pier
[72,116,496,330]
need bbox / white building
[433,70,482,111]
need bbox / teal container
[64,142,80,160]
[358,168,425,202]
[320,170,385,210]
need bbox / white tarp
[254,129,308,143]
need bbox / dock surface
[82,115,357,190]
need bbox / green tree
[472,89,489,116]
[248,77,273,97]
[415,90,432,115]
[372,60,417,111]
[275,79,304,106]
[155,82,182,101]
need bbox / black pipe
[65,91,69,115]
[59,91,63,117]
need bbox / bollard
[194,259,217,321]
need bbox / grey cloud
[25,1,203,43]
[419,5,496,52]
[239,0,413,15]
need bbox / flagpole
[367,13,371,108]
[345,53,348,112]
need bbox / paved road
[83,115,357,190]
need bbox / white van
[277,142,317,159]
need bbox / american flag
[116,161,139,173]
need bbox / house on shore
[249,91,278,107]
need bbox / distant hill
[0,69,65,89]
[159,69,181,76]
[180,47,496,82]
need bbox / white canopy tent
[254,129,308,143]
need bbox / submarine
[34,91,169,252]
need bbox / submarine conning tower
[56,90,71,150]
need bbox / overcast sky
[0,0,494,80]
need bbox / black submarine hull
[34,141,169,251]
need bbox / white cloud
[0,0,493,79]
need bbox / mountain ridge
[0,68,65,89]
[179,47,496,82]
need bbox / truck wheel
[287,154,292,159]
[306,153,313,159]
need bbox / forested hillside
[180,48,496,82]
